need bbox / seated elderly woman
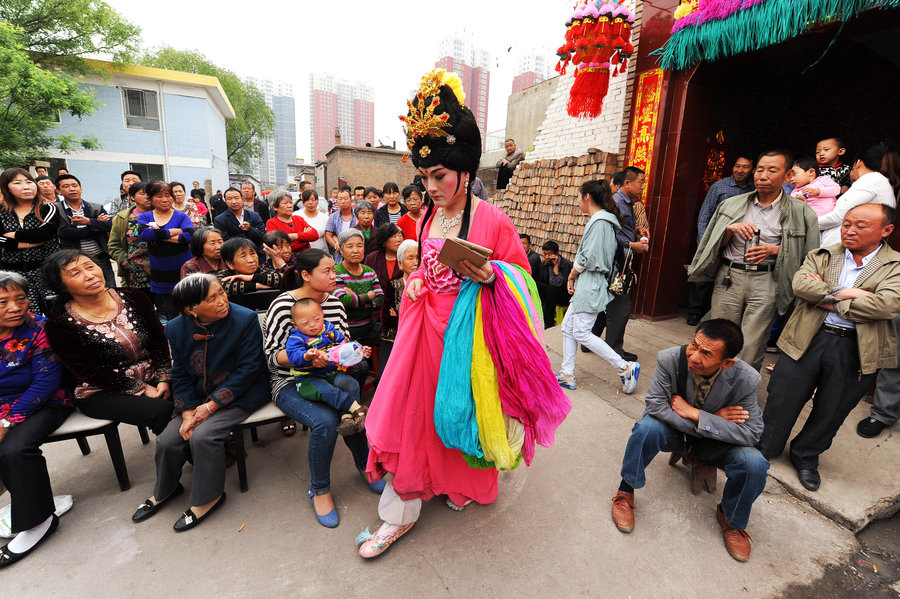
[261,230,295,273]
[216,237,284,300]
[180,226,225,279]
[131,274,269,531]
[42,250,173,435]
[0,272,73,568]
[334,229,384,346]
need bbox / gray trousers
[709,266,778,372]
[154,406,250,506]
[604,292,632,357]
[871,315,900,426]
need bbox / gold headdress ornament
[399,69,467,151]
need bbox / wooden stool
[669,452,717,495]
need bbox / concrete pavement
[1,316,894,597]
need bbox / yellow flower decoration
[417,68,466,106]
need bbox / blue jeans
[301,372,358,414]
[275,384,369,495]
[620,415,769,530]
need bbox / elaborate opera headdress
[400,69,482,176]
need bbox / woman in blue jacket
[130,273,269,532]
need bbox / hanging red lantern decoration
[556,0,636,119]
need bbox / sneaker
[556,372,576,390]
[620,362,640,394]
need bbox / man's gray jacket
[643,346,763,447]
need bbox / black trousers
[497,166,514,190]
[0,403,71,532]
[76,391,173,436]
[603,292,632,357]
[686,282,713,318]
[759,329,873,469]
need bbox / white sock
[7,514,54,554]
[375,521,403,537]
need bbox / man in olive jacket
[687,150,819,371]
[759,203,900,492]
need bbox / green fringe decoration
[463,451,522,471]
[658,0,900,71]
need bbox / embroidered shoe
[556,371,576,390]
[620,361,640,394]
[357,522,415,559]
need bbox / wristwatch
[0,418,12,428]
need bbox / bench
[232,402,292,493]
[45,409,132,492]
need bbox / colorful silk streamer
[434,261,572,471]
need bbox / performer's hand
[714,405,749,424]
[458,259,494,284]
[406,278,424,301]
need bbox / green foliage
[0,0,141,71]
[0,23,100,168]
[140,47,275,173]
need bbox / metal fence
[484,129,507,153]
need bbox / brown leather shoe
[716,505,751,561]
[611,491,635,533]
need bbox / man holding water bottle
[687,151,820,371]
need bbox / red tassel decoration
[611,15,626,50]
[566,66,610,119]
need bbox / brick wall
[527,68,630,162]
[324,145,417,191]
[495,149,619,260]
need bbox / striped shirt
[70,206,103,257]
[723,193,783,266]
[334,263,384,335]
[263,291,348,399]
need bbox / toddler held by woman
[285,298,369,436]
[789,156,840,216]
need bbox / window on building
[48,158,67,175]
[122,88,160,131]
[130,162,165,181]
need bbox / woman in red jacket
[266,190,318,258]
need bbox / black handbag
[675,345,733,465]
[607,244,637,296]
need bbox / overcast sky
[106,0,569,162]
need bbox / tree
[140,47,275,173]
[0,23,99,168]
[0,0,140,166]
[0,0,141,72]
